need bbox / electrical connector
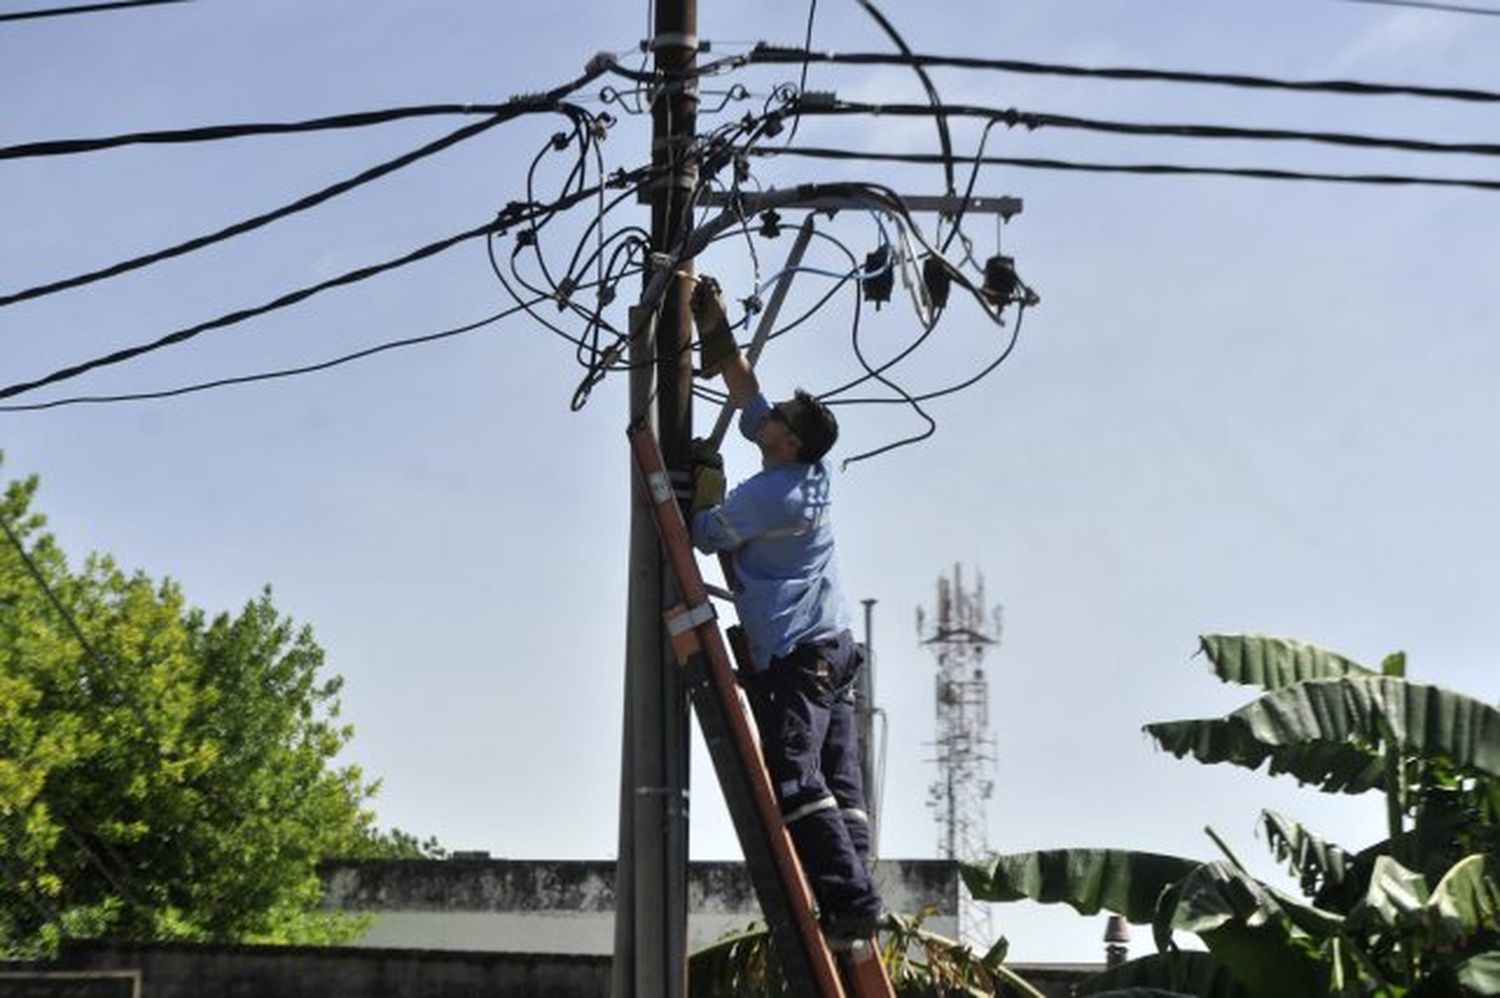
[982,255,1018,306]
[759,210,783,239]
[922,255,952,311]
[862,245,894,308]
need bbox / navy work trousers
[746,630,883,922]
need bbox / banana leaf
[1199,634,1373,691]
[1148,718,1384,793]
[961,850,1201,923]
[1162,861,1339,998]
[1347,855,1431,935]
[967,851,1341,998]
[1261,809,1354,896]
[1456,950,1500,993]
[1078,950,1247,998]
[1148,677,1500,789]
[1429,854,1500,944]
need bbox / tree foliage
[0,467,411,955]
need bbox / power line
[1,102,563,162]
[753,145,1500,192]
[0,299,543,412]
[1343,0,1500,14]
[852,0,955,196]
[0,0,190,23]
[798,98,1500,157]
[0,165,657,402]
[0,103,597,309]
[746,45,1500,104]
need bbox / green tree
[964,635,1500,997]
[0,467,419,955]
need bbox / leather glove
[691,275,738,378]
[689,440,725,515]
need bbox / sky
[3,0,1499,965]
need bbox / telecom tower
[916,564,1001,948]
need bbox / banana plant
[962,635,1500,997]
[687,909,1044,998]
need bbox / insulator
[862,245,894,307]
[982,254,1018,306]
[758,209,782,239]
[922,255,951,310]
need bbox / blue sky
[4,0,1498,962]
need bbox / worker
[687,278,885,947]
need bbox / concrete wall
[321,858,960,953]
[10,942,608,998]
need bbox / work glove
[688,439,726,516]
[691,275,738,378]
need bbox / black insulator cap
[862,245,894,307]
[982,254,1018,305]
[922,255,952,310]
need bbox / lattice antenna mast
[916,563,1001,947]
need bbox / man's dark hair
[786,389,838,463]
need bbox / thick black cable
[0,299,543,411]
[0,165,658,402]
[0,0,189,22]
[800,99,1500,158]
[783,0,819,145]
[1,104,530,162]
[940,119,1000,255]
[753,145,1500,192]
[1,108,567,309]
[0,63,611,307]
[827,303,1026,407]
[1344,0,1500,14]
[851,0,955,197]
[748,45,1500,104]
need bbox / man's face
[755,401,803,467]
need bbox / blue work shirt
[691,393,852,672]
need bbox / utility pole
[613,1,697,996]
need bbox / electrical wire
[828,303,1027,407]
[939,118,1001,255]
[0,299,546,412]
[1,103,549,162]
[834,280,937,470]
[851,0,956,197]
[1343,0,1500,14]
[0,0,190,22]
[0,107,580,309]
[753,145,1500,192]
[746,45,1500,104]
[798,98,1500,158]
[782,0,819,144]
[0,164,659,402]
